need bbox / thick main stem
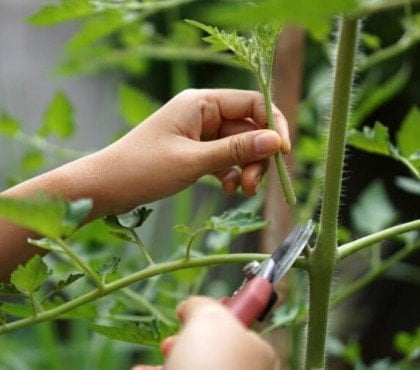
[305,18,359,370]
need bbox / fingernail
[253,132,281,155]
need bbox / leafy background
[0,0,419,369]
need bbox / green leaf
[169,21,202,47]
[11,255,50,293]
[347,122,392,156]
[105,206,153,229]
[296,135,325,163]
[396,177,420,195]
[65,198,93,225]
[28,0,95,26]
[271,303,306,328]
[394,328,420,360]
[66,10,128,50]
[0,309,6,325]
[205,0,357,41]
[207,210,269,235]
[0,283,22,296]
[351,67,410,128]
[186,19,279,80]
[109,230,133,242]
[361,32,381,51]
[39,90,75,139]
[90,319,176,347]
[0,193,67,238]
[21,150,46,172]
[97,257,121,276]
[0,112,20,137]
[118,84,160,126]
[343,341,362,365]
[397,106,420,157]
[351,180,397,235]
[51,273,84,294]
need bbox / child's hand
[132,296,279,370]
[93,89,289,215]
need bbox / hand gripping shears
[222,219,315,327]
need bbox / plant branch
[305,18,359,370]
[55,238,104,290]
[260,81,297,206]
[185,227,209,260]
[62,45,236,75]
[338,219,420,260]
[358,28,420,72]
[129,229,154,265]
[332,241,420,306]
[0,253,310,335]
[350,0,420,18]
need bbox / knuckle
[229,136,247,164]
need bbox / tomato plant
[0,1,419,369]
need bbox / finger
[194,130,281,174]
[197,90,290,151]
[161,335,178,357]
[176,296,228,324]
[240,161,268,197]
[216,167,241,194]
[131,366,162,370]
[217,118,259,139]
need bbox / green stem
[1,253,292,335]
[261,83,297,206]
[121,288,174,326]
[358,28,420,72]
[392,149,420,179]
[102,0,193,11]
[62,45,235,75]
[129,230,154,265]
[338,219,420,260]
[56,238,104,290]
[350,0,420,18]
[305,18,359,370]
[332,241,420,306]
[185,227,209,260]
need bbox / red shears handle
[222,276,273,328]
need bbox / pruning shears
[222,219,315,327]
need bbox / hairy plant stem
[332,241,420,306]
[305,18,359,370]
[0,253,307,335]
[56,238,104,290]
[130,229,154,265]
[338,219,420,260]
[261,84,297,206]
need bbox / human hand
[132,296,279,370]
[93,88,289,215]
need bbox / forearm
[0,151,113,281]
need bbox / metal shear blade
[268,219,315,283]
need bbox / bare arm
[0,89,289,281]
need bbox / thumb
[176,296,233,324]
[196,130,281,173]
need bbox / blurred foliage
[0,0,419,369]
